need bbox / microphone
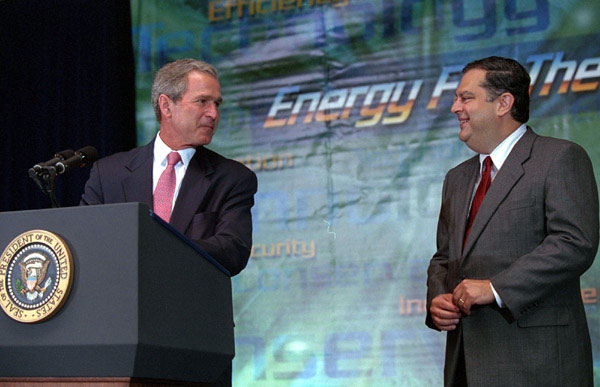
[32,149,75,172]
[55,146,98,174]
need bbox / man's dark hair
[151,59,218,122]
[463,56,530,123]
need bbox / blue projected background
[130,0,600,385]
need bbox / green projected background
[131,1,600,385]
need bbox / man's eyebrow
[195,94,223,103]
[456,91,475,98]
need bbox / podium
[0,203,234,385]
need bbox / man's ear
[158,94,172,118]
[497,92,514,117]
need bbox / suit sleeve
[191,169,257,276]
[426,175,451,330]
[491,143,599,319]
[79,162,105,205]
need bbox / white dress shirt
[152,132,196,212]
[472,124,527,188]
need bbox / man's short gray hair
[151,59,218,122]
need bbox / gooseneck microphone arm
[28,146,98,208]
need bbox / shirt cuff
[490,282,504,307]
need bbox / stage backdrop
[130,1,600,385]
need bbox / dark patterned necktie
[463,156,493,250]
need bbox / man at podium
[80,59,256,385]
[80,58,257,277]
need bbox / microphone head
[77,146,98,165]
[55,146,99,174]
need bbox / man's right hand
[430,293,461,331]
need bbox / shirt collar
[479,124,527,172]
[154,132,196,167]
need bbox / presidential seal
[0,230,73,323]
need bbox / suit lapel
[122,140,154,208]
[454,157,479,261]
[462,128,536,256]
[169,146,214,235]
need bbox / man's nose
[450,99,461,114]
[205,102,219,119]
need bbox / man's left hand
[452,279,495,315]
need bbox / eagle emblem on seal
[18,253,52,301]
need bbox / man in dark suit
[81,59,257,277]
[426,56,598,386]
[80,59,256,385]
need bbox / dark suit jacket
[80,139,257,276]
[426,128,598,386]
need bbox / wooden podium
[0,203,234,385]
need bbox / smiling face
[451,69,503,154]
[159,71,222,149]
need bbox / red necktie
[153,151,181,223]
[463,156,493,249]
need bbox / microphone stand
[28,166,61,208]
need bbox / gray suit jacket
[426,128,598,386]
[80,138,257,276]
